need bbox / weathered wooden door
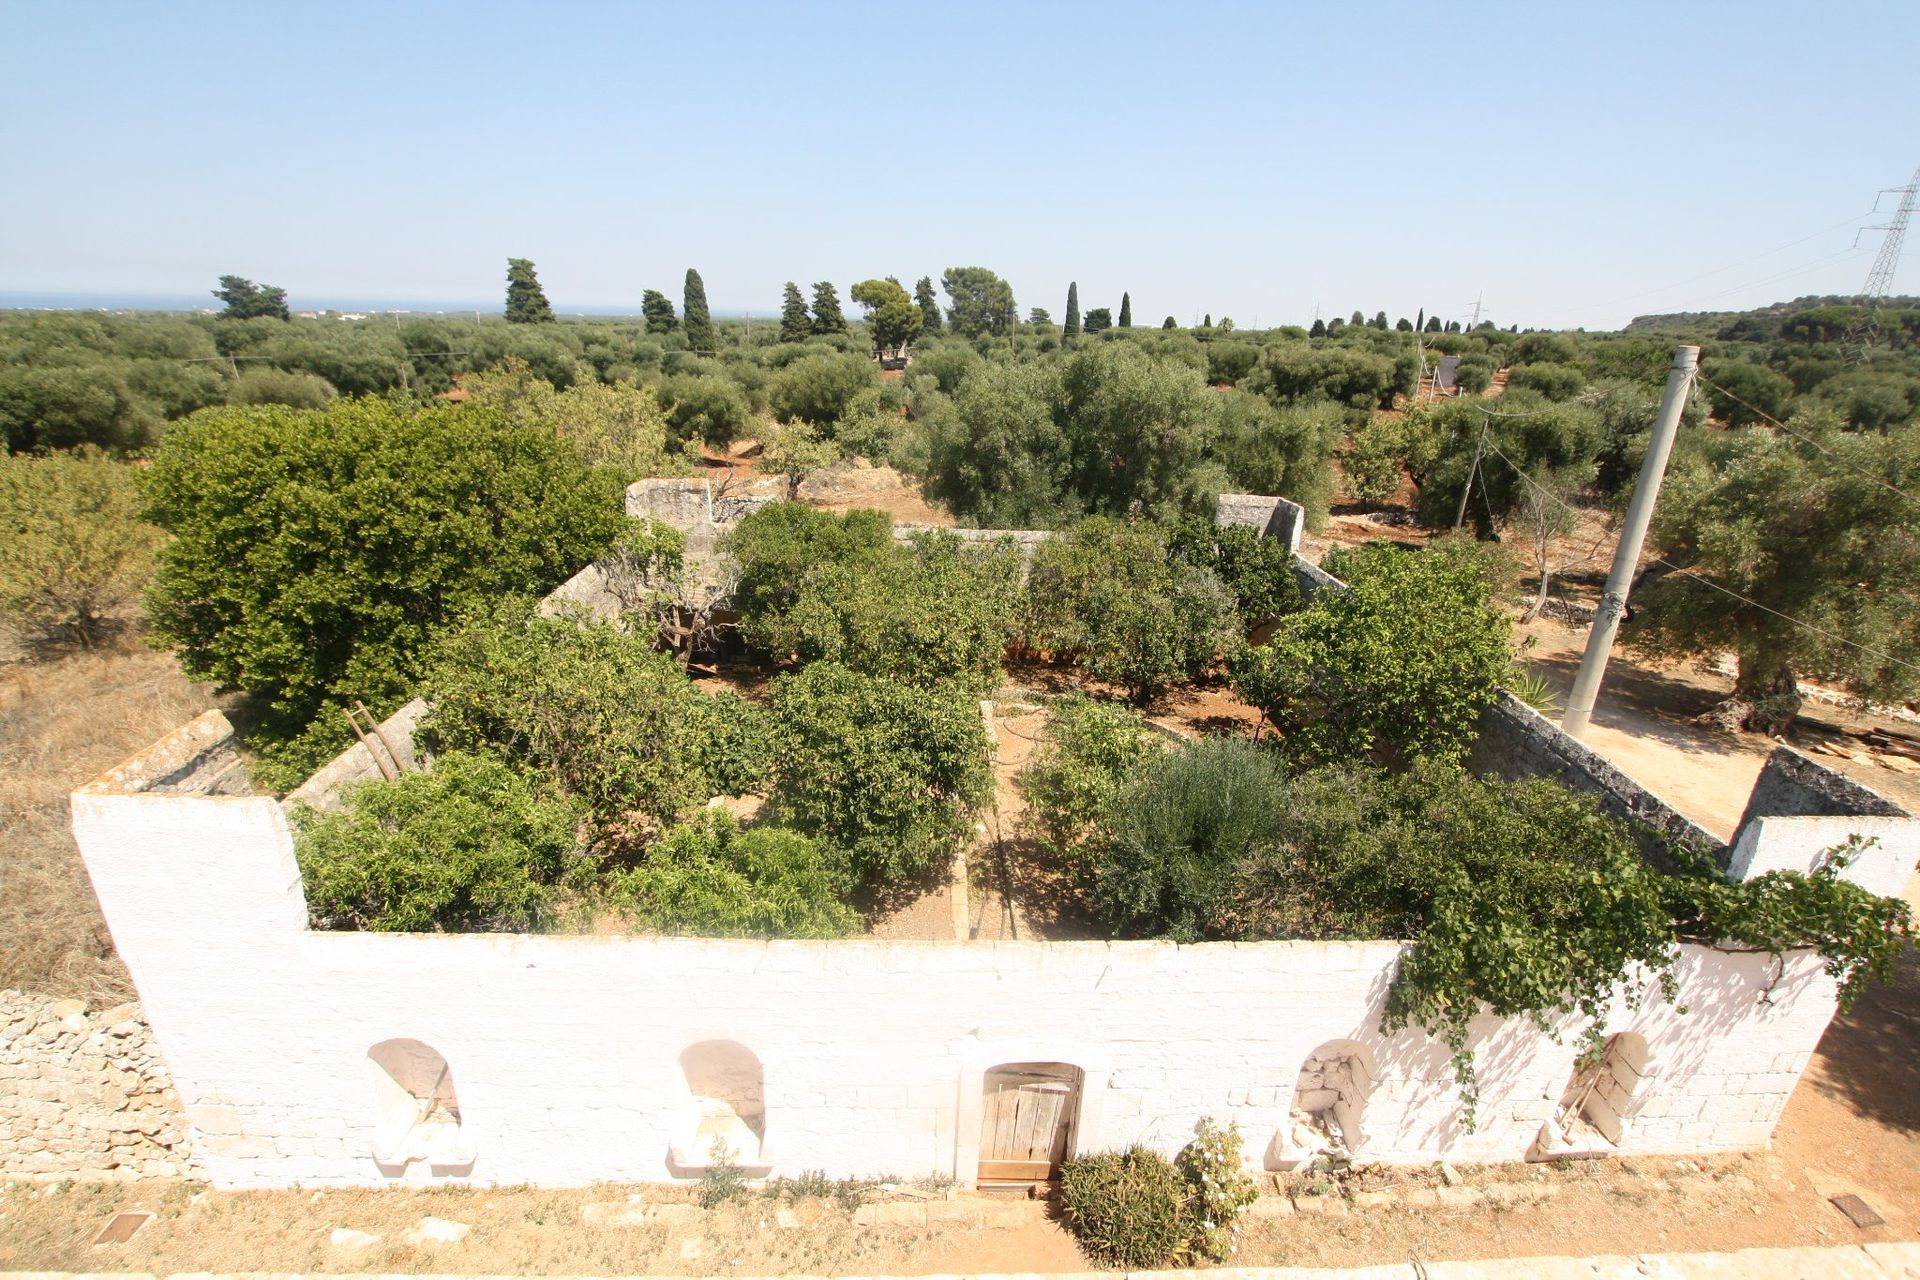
[978,1063,1081,1183]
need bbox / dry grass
[0,636,216,1003]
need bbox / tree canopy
[213,275,289,321]
[504,258,554,324]
[942,265,1018,338]
[849,277,924,356]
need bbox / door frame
[952,1040,1109,1186]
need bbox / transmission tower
[1844,163,1920,363]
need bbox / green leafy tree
[143,398,624,784]
[212,275,290,320]
[422,604,770,827]
[941,265,1018,338]
[1308,318,1326,338]
[1028,307,1052,326]
[771,531,1021,692]
[1018,694,1158,873]
[0,448,165,650]
[1022,517,1237,704]
[809,281,847,335]
[1212,388,1342,522]
[642,288,678,333]
[1118,292,1132,328]
[767,350,880,426]
[1349,310,1364,328]
[504,258,555,324]
[1083,306,1112,334]
[1629,423,1920,732]
[1064,281,1082,339]
[766,662,991,885]
[682,268,716,352]
[779,281,811,343]
[913,275,943,333]
[607,811,858,938]
[849,277,924,357]
[723,502,894,646]
[293,750,582,932]
[462,356,681,478]
[1231,539,1512,768]
[1372,311,1389,330]
[1425,315,1442,333]
[1395,317,1414,332]
[1700,361,1793,427]
[1162,315,1176,330]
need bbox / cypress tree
[683,268,716,351]
[1118,292,1132,328]
[504,257,553,324]
[810,281,847,334]
[641,289,677,333]
[1204,313,1212,328]
[914,276,943,332]
[1416,307,1425,332]
[779,282,811,343]
[1063,282,1081,338]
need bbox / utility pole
[1453,419,1487,529]
[1560,345,1699,740]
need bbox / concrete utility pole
[1560,344,1698,741]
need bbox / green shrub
[775,531,1022,693]
[768,351,880,427]
[0,448,165,651]
[1339,414,1406,504]
[1175,1119,1258,1262]
[766,662,990,885]
[1214,395,1339,529]
[144,397,624,783]
[421,605,770,827]
[1018,695,1158,872]
[607,811,858,938]
[723,502,893,654]
[228,366,335,409]
[658,372,753,447]
[293,750,583,932]
[1231,540,1511,769]
[1058,1146,1194,1268]
[1505,361,1587,400]
[1021,517,1236,704]
[1095,737,1291,941]
[1169,519,1305,625]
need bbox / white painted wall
[71,719,1861,1190]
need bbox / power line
[1476,438,1920,680]
[1692,371,1920,514]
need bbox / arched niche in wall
[366,1038,475,1176]
[1283,1039,1376,1166]
[1536,1031,1651,1158]
[976,1061,1083,1186]
[670,1039,770,1175]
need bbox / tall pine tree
[810,281,847,334]
[779,282,811,342]
[1118,292,1132,328]
[683,268,716,351]
[504,258,553,324]
[1063,282,1082,338]
[914,276,942,332]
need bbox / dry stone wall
[0,989,191,1182]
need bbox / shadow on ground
[1806,941,1920,1134]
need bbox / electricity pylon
[1845,164,1920,363]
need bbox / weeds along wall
[71,710,1897,1191]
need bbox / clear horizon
[3,1,1916,331]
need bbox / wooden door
[978,1063,1080,1183]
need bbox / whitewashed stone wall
[0,990,191,1182]
[66,712,1895,1191]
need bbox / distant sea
[0,291,759,318]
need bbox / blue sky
[2,1,1915,329]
